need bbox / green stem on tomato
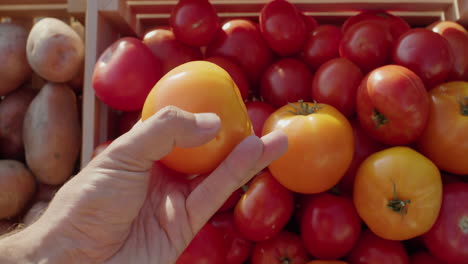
[457,95,468,116]
[372,108,389,129]
[288,100,321,115]
[459,216,468,234]
[387,181,411,217]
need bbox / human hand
[0,106,287,264]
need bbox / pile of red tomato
[91,0,468,263]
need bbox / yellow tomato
[142,61,252,175]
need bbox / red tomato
[423,183,468,264]
[210,212,253,264]
[428,21,468,81]
[339,21,393,73]
[218,187,243,213]
[356,65,430,145]
[301,13,318,32]
[116,111,140,137]
[342,10,410,41]
[302,25,342,71]
[409,251,446,264]
[251,231,309,264]
[346,229,409,264]
[393,28,453,88]
[176,222,227,264]
[234,171,294,242]
[246,101,276,137]
[169,0,219,47]
[260,58,312,108]
[92,37,162,111]
[143,28,202,75]
[206,19,273,85]
[205,56,249,100]
[311,57,363,117]
[338,118,387,196]
[259,0,306,56]
[300,193,361,260]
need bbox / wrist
[0,222,74,264]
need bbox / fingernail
[195,113,221,130]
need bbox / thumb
[91,106,221,172]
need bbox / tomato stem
[387,182,411,217]
[241,185,249,193]
[288,100,321,115]
[456,95,468,116]
[372,108,388,129]
[276,255,292,264]
[460,216,468,234]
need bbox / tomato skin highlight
[263,102,354,194]
[353,146,443,241]
[141,61,252,175]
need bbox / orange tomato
[417,81,468,175]
[354,146,443,241]
[262,101,354,194]
[142,61,252,174]
[306,261,348,264]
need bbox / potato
[0,23,32,96]
[0,87,37,160]
[0,160,36,219]
[22,201,48,227]
[26,17,84,83]
[23,82,81,185]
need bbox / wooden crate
[81,0,468,168]
[0,0,86,26]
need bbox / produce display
[0,0,467,263]
[0,16,84,233]
[88,0,468,263]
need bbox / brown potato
[22,201,48,227]
[0,160,36,219]
[23,82,81,185]
[0,87,37,160]
[26,17,84,83]
[0,23,32,96]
